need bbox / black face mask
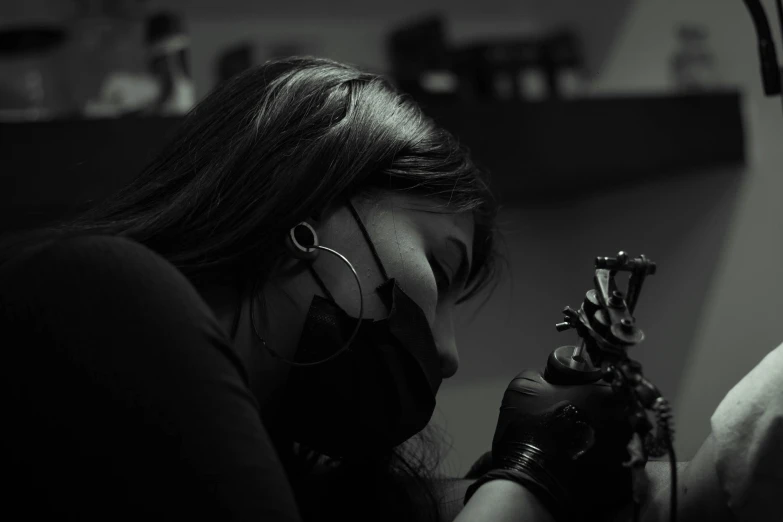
[273,203,443,459]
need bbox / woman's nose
[434,311,459,378]
[438,342,459,379]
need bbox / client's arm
[638,435,735,522]
[641,341,783,522]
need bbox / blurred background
[1,0,781,477]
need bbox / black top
[0,235,301,521]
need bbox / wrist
[464,468,570,522]
[458,479,557,522]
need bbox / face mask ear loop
[250,223,365,367]
[346,199,389,281]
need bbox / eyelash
[432,262,452,293]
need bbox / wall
[596,0,783,459]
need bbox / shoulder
[0,230,148,268]
[0,230,239,377]
[0,231,173,280]
[0,231,205,324]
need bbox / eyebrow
[445,236,472,285]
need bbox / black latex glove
[464,368,634,522]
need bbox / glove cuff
[463,468,571,522]
[494,441,573,504]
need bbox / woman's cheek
[380,238,438,324]
[400,262,439,326]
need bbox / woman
[3,56,768,522]
[0,55,493,521]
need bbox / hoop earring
[250,222,365,366]
[286,221,319,260]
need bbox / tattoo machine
[543,251,678,522]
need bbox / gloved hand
[464,368,635,522]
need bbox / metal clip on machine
[543,252,678,522]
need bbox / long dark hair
[3,57,504,521]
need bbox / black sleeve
[0,235,301,522]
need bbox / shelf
[419,90,746,203]
[0,91,746,234]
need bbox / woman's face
[260,192,474,380]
